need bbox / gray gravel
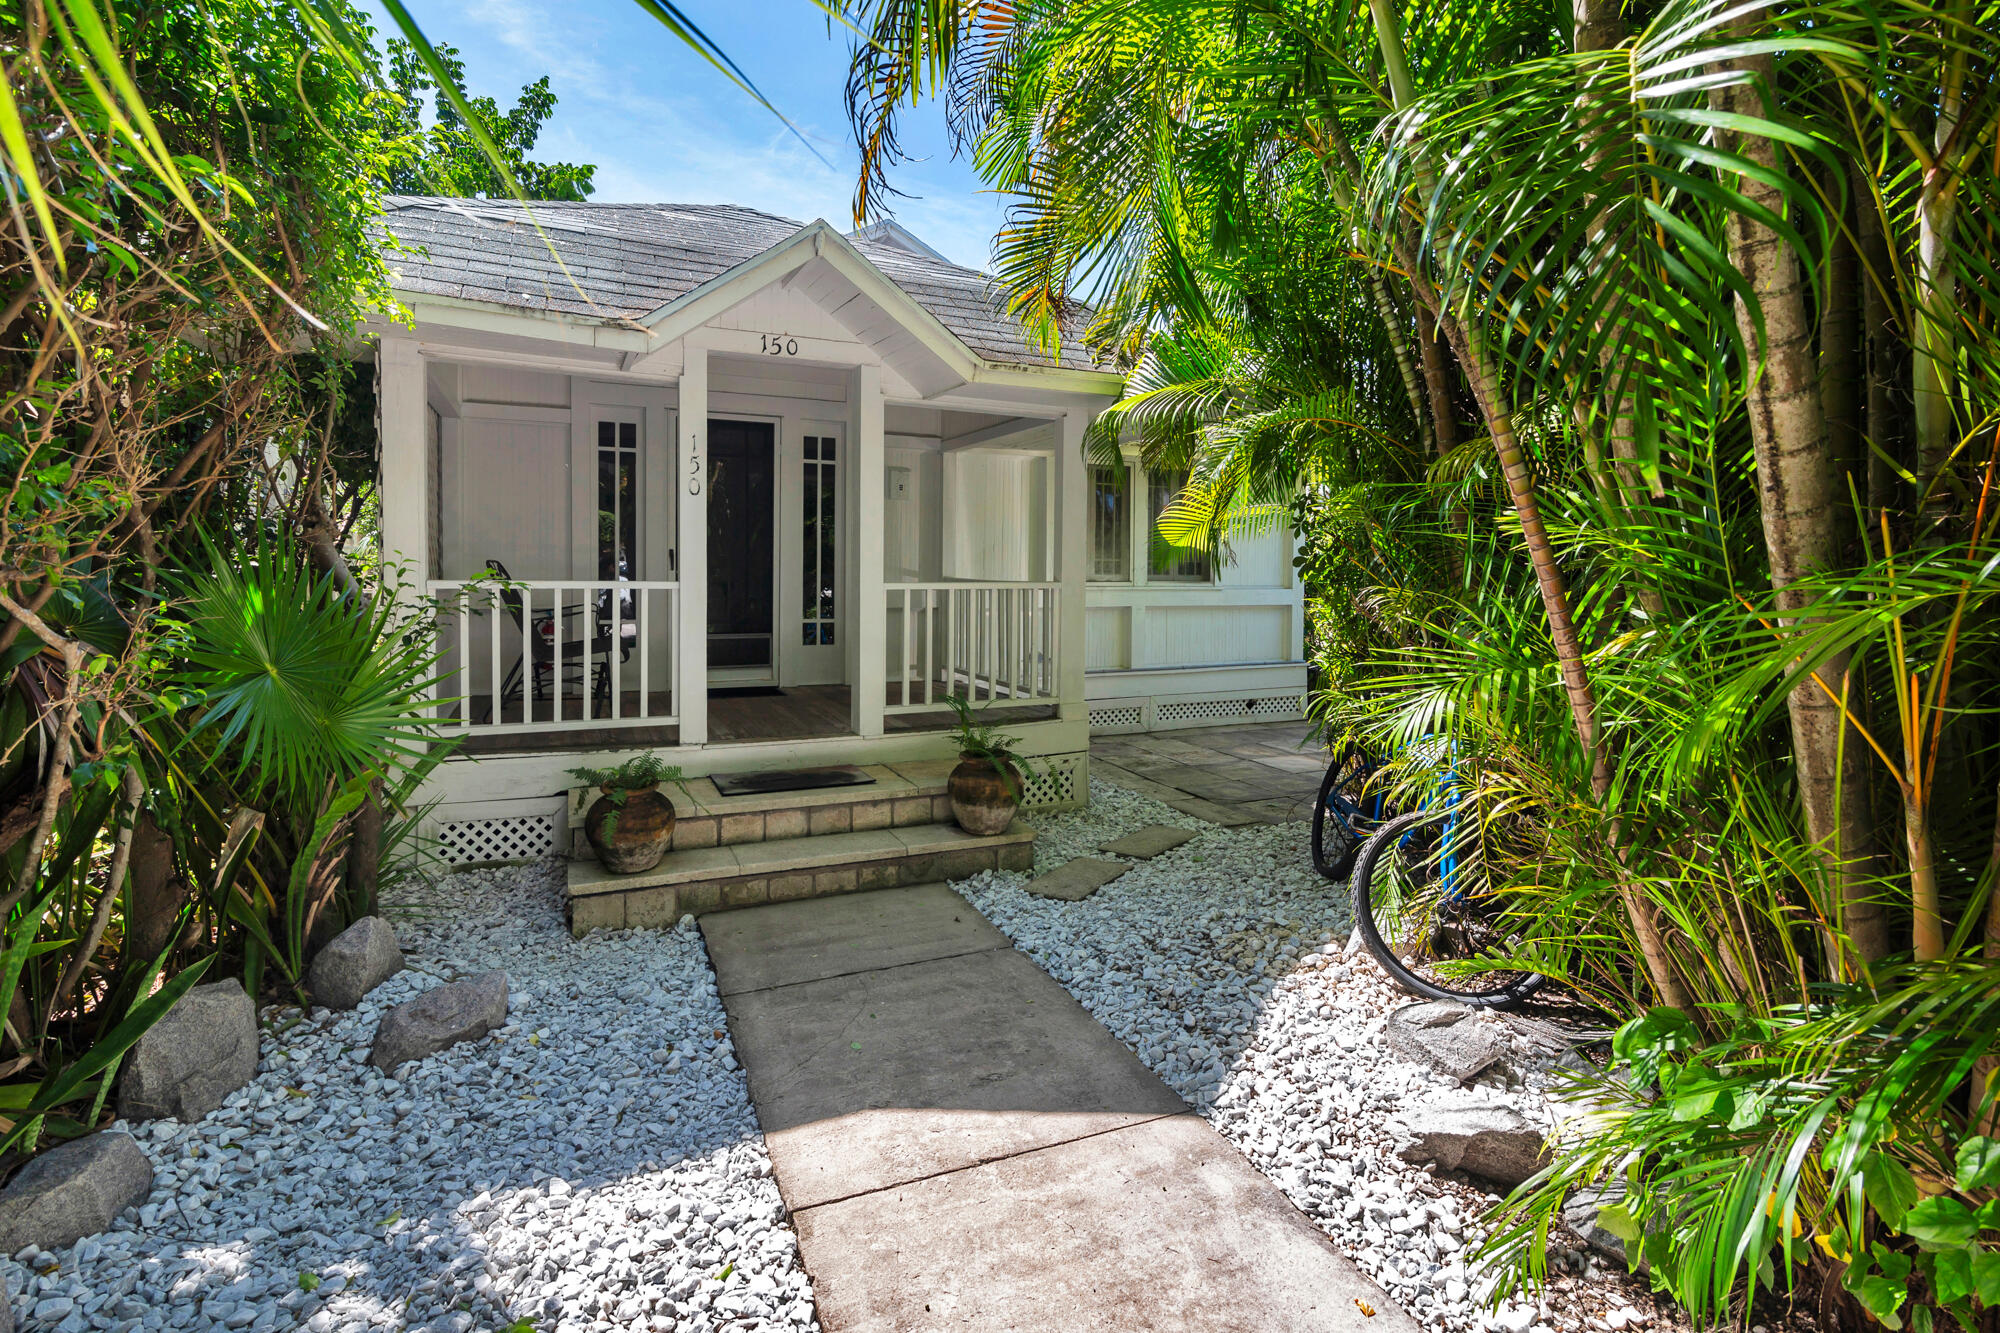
[6,861,815,1333]
[965,778,1671,1333]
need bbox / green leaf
[1864,1152,1921,1231]
[1968,1250,2000,1305]
[1596,1202,1644,1245]
[1905,1198,1980,1249]
[1932,1248,1975,1306]
[1956,1138,2000,1192]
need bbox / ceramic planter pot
[582,784,676,874]
[948,753,1020,836]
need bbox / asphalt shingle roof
[378,196,1100,373]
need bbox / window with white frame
[1148,468,1212,582]
[1087,463,1130,582]
[596,419,639,581]
[802,435,837,645]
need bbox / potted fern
[568,755,691,874]
[942,694,1034,836]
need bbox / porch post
[677,344,709,745]
[1054,408,1092,720]
[378,337,428,584]
[851,365,887,737]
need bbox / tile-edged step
[565,821,1035,935]
[566,760,958,853]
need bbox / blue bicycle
[1317,745,1545,1009]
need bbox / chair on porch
[481,558,634,723]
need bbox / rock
[1384,1001,1509,1082]
[1395,1104,1548,1187]
[0,1270,9,1333]
[115,980,259,1122]
[1564,1185,1633,1265]
[0,1132,153,1253]
[306,916,404,1010]
[369,971,509,1070]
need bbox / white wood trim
[676,344,709,745]
[379,337,430,595]
[1054,409,1091,720]
[852,364,887,737]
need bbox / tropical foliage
[838,0,2000,1326]
[0,0,452,1160]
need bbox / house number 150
[688,441,702,495]
[761,333,799,357]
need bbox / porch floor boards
[445,684,1058,757]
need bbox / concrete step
[565,819,1034,935]
[567,760,958,854]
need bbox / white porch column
[851,365,887,737]
[1054,409,1092,719]
[676,344,709,746]
[378,336,430,601]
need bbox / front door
[708,419,777,680]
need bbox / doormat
[711,766,877,798]
[708,686,784,699]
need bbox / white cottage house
[370,197,1306,929]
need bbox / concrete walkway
[704,885,1412,1332]
[1090,720,1328,826]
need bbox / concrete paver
[1022,857,1130,901]
[1098,825,1199,859]
[707,882,1411,1331]
[725,946,1182,1209]
[795,1113,1418,1333]
[701,883,1009,996]
[1091,721,1326,826]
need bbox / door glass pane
[803,436,837,647]
[708,420,776,669]
[597,420,638,582]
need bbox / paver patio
[1089,720,1327,825]
[703,884,1413,1332]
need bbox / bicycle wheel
[1350,809,1545,1008]
[1311,745,1381,880]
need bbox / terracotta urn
[582,784,676,874]
[947,753,1020,836]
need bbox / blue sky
[357,1,1007,270]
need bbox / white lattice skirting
[1089,693,1304,733]
[1020,753,1085,810]
[435,813,559,866]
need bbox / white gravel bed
[7,861,815,1333]
[959,777,1672,1333]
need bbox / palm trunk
[1914,23,1966,516]
[1368,272,1434,457]
[1361,0,1693,1010]
[1415,302,1458,454]
[1855,169,1900,525]
[1717,40,1891,965]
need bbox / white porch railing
[428,580,679,735]
[886,582,1061,714]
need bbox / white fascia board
[968,360,1125,398]
[380,290,653,354]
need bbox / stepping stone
[1024,858,1128,901]
[1098,825,1198,859]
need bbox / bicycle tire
[1311,745,1379,880]
[1350,809,1546,1009]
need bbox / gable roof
[377,196,1101,374]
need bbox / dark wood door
[707,420,776,671]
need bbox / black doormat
[711,766,877,798]
[708,686,784,699]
